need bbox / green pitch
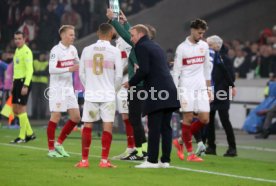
[0,127,276,186]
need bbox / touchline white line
[0,142,276,184]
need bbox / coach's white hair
[207,35,223,50]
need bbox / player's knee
[71,115,81,123]
[200,118,209,124]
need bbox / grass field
[0,126,276,186]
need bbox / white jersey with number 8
[79,40,123,102]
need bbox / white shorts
[49,95,79,112]
[179,89,210,113]
[82,101,116,122]
[116,88,128,114]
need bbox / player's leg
[10,104,27,143]
[55,96,80,156]
[47,112,63,157]
[75,122,92,168]
[126,88,147,160]
[99,101,117,168]
[113,90,135,159]
[75,101,99,168]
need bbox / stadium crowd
[0,0,162,53]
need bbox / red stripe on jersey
[56,59,75,68]
[182,56,205,65]
[121,51,127,59]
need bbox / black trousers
[147,109,173,163]
[207,109,236,150]
[128,86,147,148]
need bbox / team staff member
[10,31,36,144]
[206,35,237,157]
[106,9,148,160]
[124,25,180,168]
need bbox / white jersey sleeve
[172,44,183,87]
[49,48,70,74]
[114,48,123,91]
[79,47,87,87]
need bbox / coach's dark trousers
[128,86,147,148]
[207,109,236,150]
[147,109,173,163]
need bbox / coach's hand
[69,64,79,72]
[21,86,28,96]
[106,8,114,20]
[119,10,127,23]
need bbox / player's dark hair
[190,19,208,30]
[14,31,25,38]
[98,23,114,35]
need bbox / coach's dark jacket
[129,36,180,116]
[211,45,235,110]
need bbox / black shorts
[12,78,32,105]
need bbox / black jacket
[129,36,180,116]
[211,45,235,110]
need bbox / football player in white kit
[47,25,81,158]
[172,19,211,162]
[112,36,136,159]
[75,23,123,168]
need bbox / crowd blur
[0,0,162,53]
[223,26,276,79]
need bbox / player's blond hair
[130,24,149,36]
[58,25,75,35]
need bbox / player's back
[81,40,121,102]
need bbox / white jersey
[116,37,131,83]
[49,42,79,96]
[173,37,211,90]
[48,42,79,112]
[79,40,123,102]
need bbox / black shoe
[10,137,26,144]
[142,151,148,158]
[223,148,237,157]
[255,130,269,139]
[205,147,217,155]
[25,133,36,142]
[121,153,144,161]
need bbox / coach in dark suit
[206,35,237,157]
[123,24,180,168]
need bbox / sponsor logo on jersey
[56,59,75,68]
[182,56,205,65]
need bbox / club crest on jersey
[56,103,61,108]
[199,48,205,53]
